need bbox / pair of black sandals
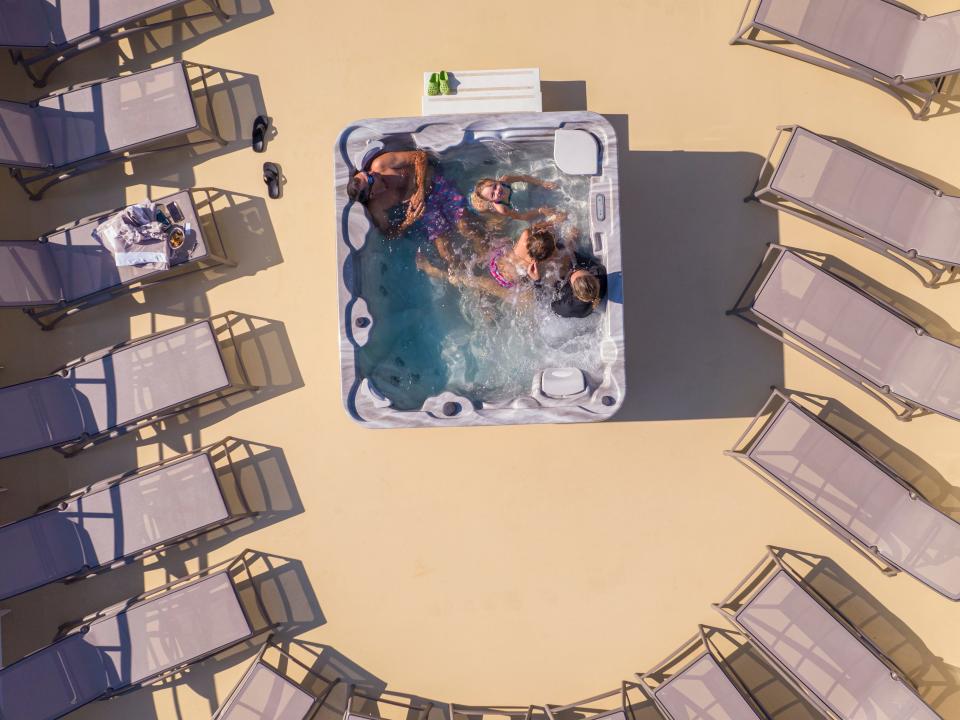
[253,115,284,199]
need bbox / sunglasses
[356,173,378,203]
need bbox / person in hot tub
[551,253,607,318]
[470,174,562,228]
[415,223,561,301]
[346,149,481,256]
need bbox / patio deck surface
[1,1,959,718]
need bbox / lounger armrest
[54,341,128,372]
[39,75,116,100]
[881,0,926,18]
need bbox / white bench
[421,68,542,115]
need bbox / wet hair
[347,172,364,203]
[470,178,500,211]
[571,272,602,309]
[525,225,556,261]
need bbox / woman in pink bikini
[416,224,564,300]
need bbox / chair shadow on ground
[701,626,822,720]
[598,114,783,421]
[785,387,960,521]
[924,75,960,121]
[773,547,960,715]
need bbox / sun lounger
[0,439,257,603]
[729,388,960,600]
[545,683,650,720]
[212,636,340,720]
[749,126,960,286]
[345,684,439,720]
[729,244,960,422]
[0,551,268,720]
[639,628,767,720]
[0,189,233,329]
[714,550,940,720]
[0,0,229,87]
[731,0,960,118]
[0,318,257,460]
[0,62,226,200]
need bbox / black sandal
[263,162,284,199]
[252,115,270,153]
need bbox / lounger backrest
[67,321,230,435]
[214,662,316,720]
[0,376,85,459]
[35,63,198,168]
[753,250,915,387]
[899,12,960,80]
[0,0,54,48]
[753,249,960,420]
[736,570,938,720]
[0,100,52,167]
[748,402,960,599]
[771,129,950,257]
[653,653,760,720]
[0,511,86,602]
[754,0,915,78]
[0,242,62,306]
[64,452,229,567]
[0,633,110,720]
[85,571,251,687]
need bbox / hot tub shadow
[604,114,784,422]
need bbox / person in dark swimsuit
[552,253,607,318]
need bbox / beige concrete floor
[1,0,959,718]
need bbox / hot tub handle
[595,193,606,222]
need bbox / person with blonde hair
[470,174,561,225]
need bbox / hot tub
[335,111,625,428]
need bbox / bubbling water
[356,140,605,411]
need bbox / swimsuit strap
[489,248,515,289]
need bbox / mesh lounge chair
[714,549,941,720]
[544,683,651,720]
[639,627,769,720]
[345,685,442,720]
[212,636,341,720]
[0,0,230,87]
[0,317,257,460]
[728,388,960,600]
[0,62,226,200]
[729,244,960,422]
[0,550,270,720]
[731,0,960,118]
[748,125,960,287]
[0,438,257,603]
[0,189,233,329]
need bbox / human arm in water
[500,174,559,190]
[415,250,526,302]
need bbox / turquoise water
[356,140,605,411]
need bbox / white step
[422,68,542,115]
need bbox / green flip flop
[427,72,440,96]
[438,70,451,95]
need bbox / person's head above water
[347,171,381,204]
[473,178,511,208]
[512,225,556,281]
[570,270,602,309]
